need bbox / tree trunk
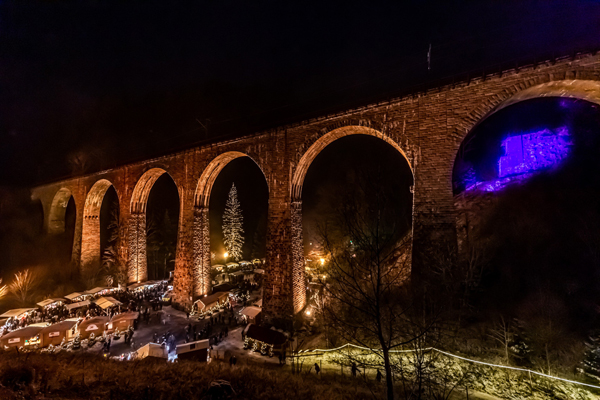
[382,347,394,400]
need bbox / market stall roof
[196,292,229,310]
[253,269,265,274]
[65,292,84,301]
[94,296,122,309]
[84,287,113,295]
[238,260,251,265]
[137,342,168,359]
[0,308,36,318]
[37,298,65,308]
[212,264,225,269]
[226,262,239,268]
[230,271,244,277]
[244,324,287,346]
[111,311,139,323]
[1,325,44,340]
[39,320,77,335]
[240,306,261,319]
[254,299,263,308]
[66,300,91,311]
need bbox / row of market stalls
[0,311,141,349]
[2,280,167,326]
[212,259,264,272]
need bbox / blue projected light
[498,127,571,178]
[465,127,572,193]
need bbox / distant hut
[0,326,44,349]
[78,316,109,339]
[39,320,78,347]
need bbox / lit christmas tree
[223,183,245,261]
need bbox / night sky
[1,1,599,186]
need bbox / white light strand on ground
[301,343,600,390]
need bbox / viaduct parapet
[31,53,600,320]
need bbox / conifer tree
[223,183,245,261]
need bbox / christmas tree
[223,183,245,261]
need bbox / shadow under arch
[48,187,74,235]
[81,179,119,276]
[288,125,414,314]
[191,151,267,298]
[129,167,180,283]
[291,125,413,201]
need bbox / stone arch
[288,125,414,314]
[451,79,600,252]
[48,188,74,235]
[129,167,179,283]
[194,151,264,208]
[291,125,413,201]
[131,168,174,213]
[455,80,600,156]
[191,151,267,298]
[81,179,118,275]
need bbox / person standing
[314,363,320,375]
[376,369,382,383]
[351,362,358,377]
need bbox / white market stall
[77,316,110,339]
[137,342,168,360]
[0,308,37,319]
[65,292,85,302]
[0,326,44,348]
[193,292,230,314]
[66,300,91,312]
[36,298,66,309]
[176,339,209,361]
[39,320,78,347]
[239,306,262,325]
[94,296,122,310]
[107,311,139,333]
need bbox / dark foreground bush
[0,352,382,400]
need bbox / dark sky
[1,1,599,186]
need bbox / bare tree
[10,269,39,306]
[318,167,429,400]
[0,278,7,301]
[489,316,514,365]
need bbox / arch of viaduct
[31,53,600,320]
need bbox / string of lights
[299,343,600,390]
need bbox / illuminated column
[192,206,211,297]
[80,214,101,275]
[127,212,148,283]
[291,200,306,314]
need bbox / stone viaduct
[31,52,600,321]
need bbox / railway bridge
[31,52,600,320]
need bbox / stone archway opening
[146,174,180,281]
[292,126,414,315]
[48,188,74,235]
[129,168,180,283]
[81,179,119,284]
[192,152,267,299]
[47,188,77,262]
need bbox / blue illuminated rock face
[498,127,571,178]
[464,127,571,193]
